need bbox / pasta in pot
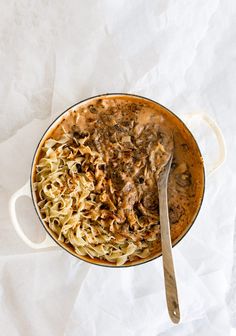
[34,96,204,266]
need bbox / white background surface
[0,1,236,335]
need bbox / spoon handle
[158,156,180,324]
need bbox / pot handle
[183,113,226,176]
[9,180,58,249]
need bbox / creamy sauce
[33,95,204,264]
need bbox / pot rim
[30,92,205,268]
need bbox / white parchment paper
[0,1,236,335]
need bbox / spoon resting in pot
[157,135,180,324]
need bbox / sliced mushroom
[88,105,97,113]
[143,192,159,210]
[169,204,184,224]
[175,172,192,187]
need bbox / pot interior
[31,94,205,267]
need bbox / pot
[9,93,226,267]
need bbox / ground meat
[107,169,125,190]
[84,139,96,151]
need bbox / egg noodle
[34,102,170,265]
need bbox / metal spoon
[158,151,180,324]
